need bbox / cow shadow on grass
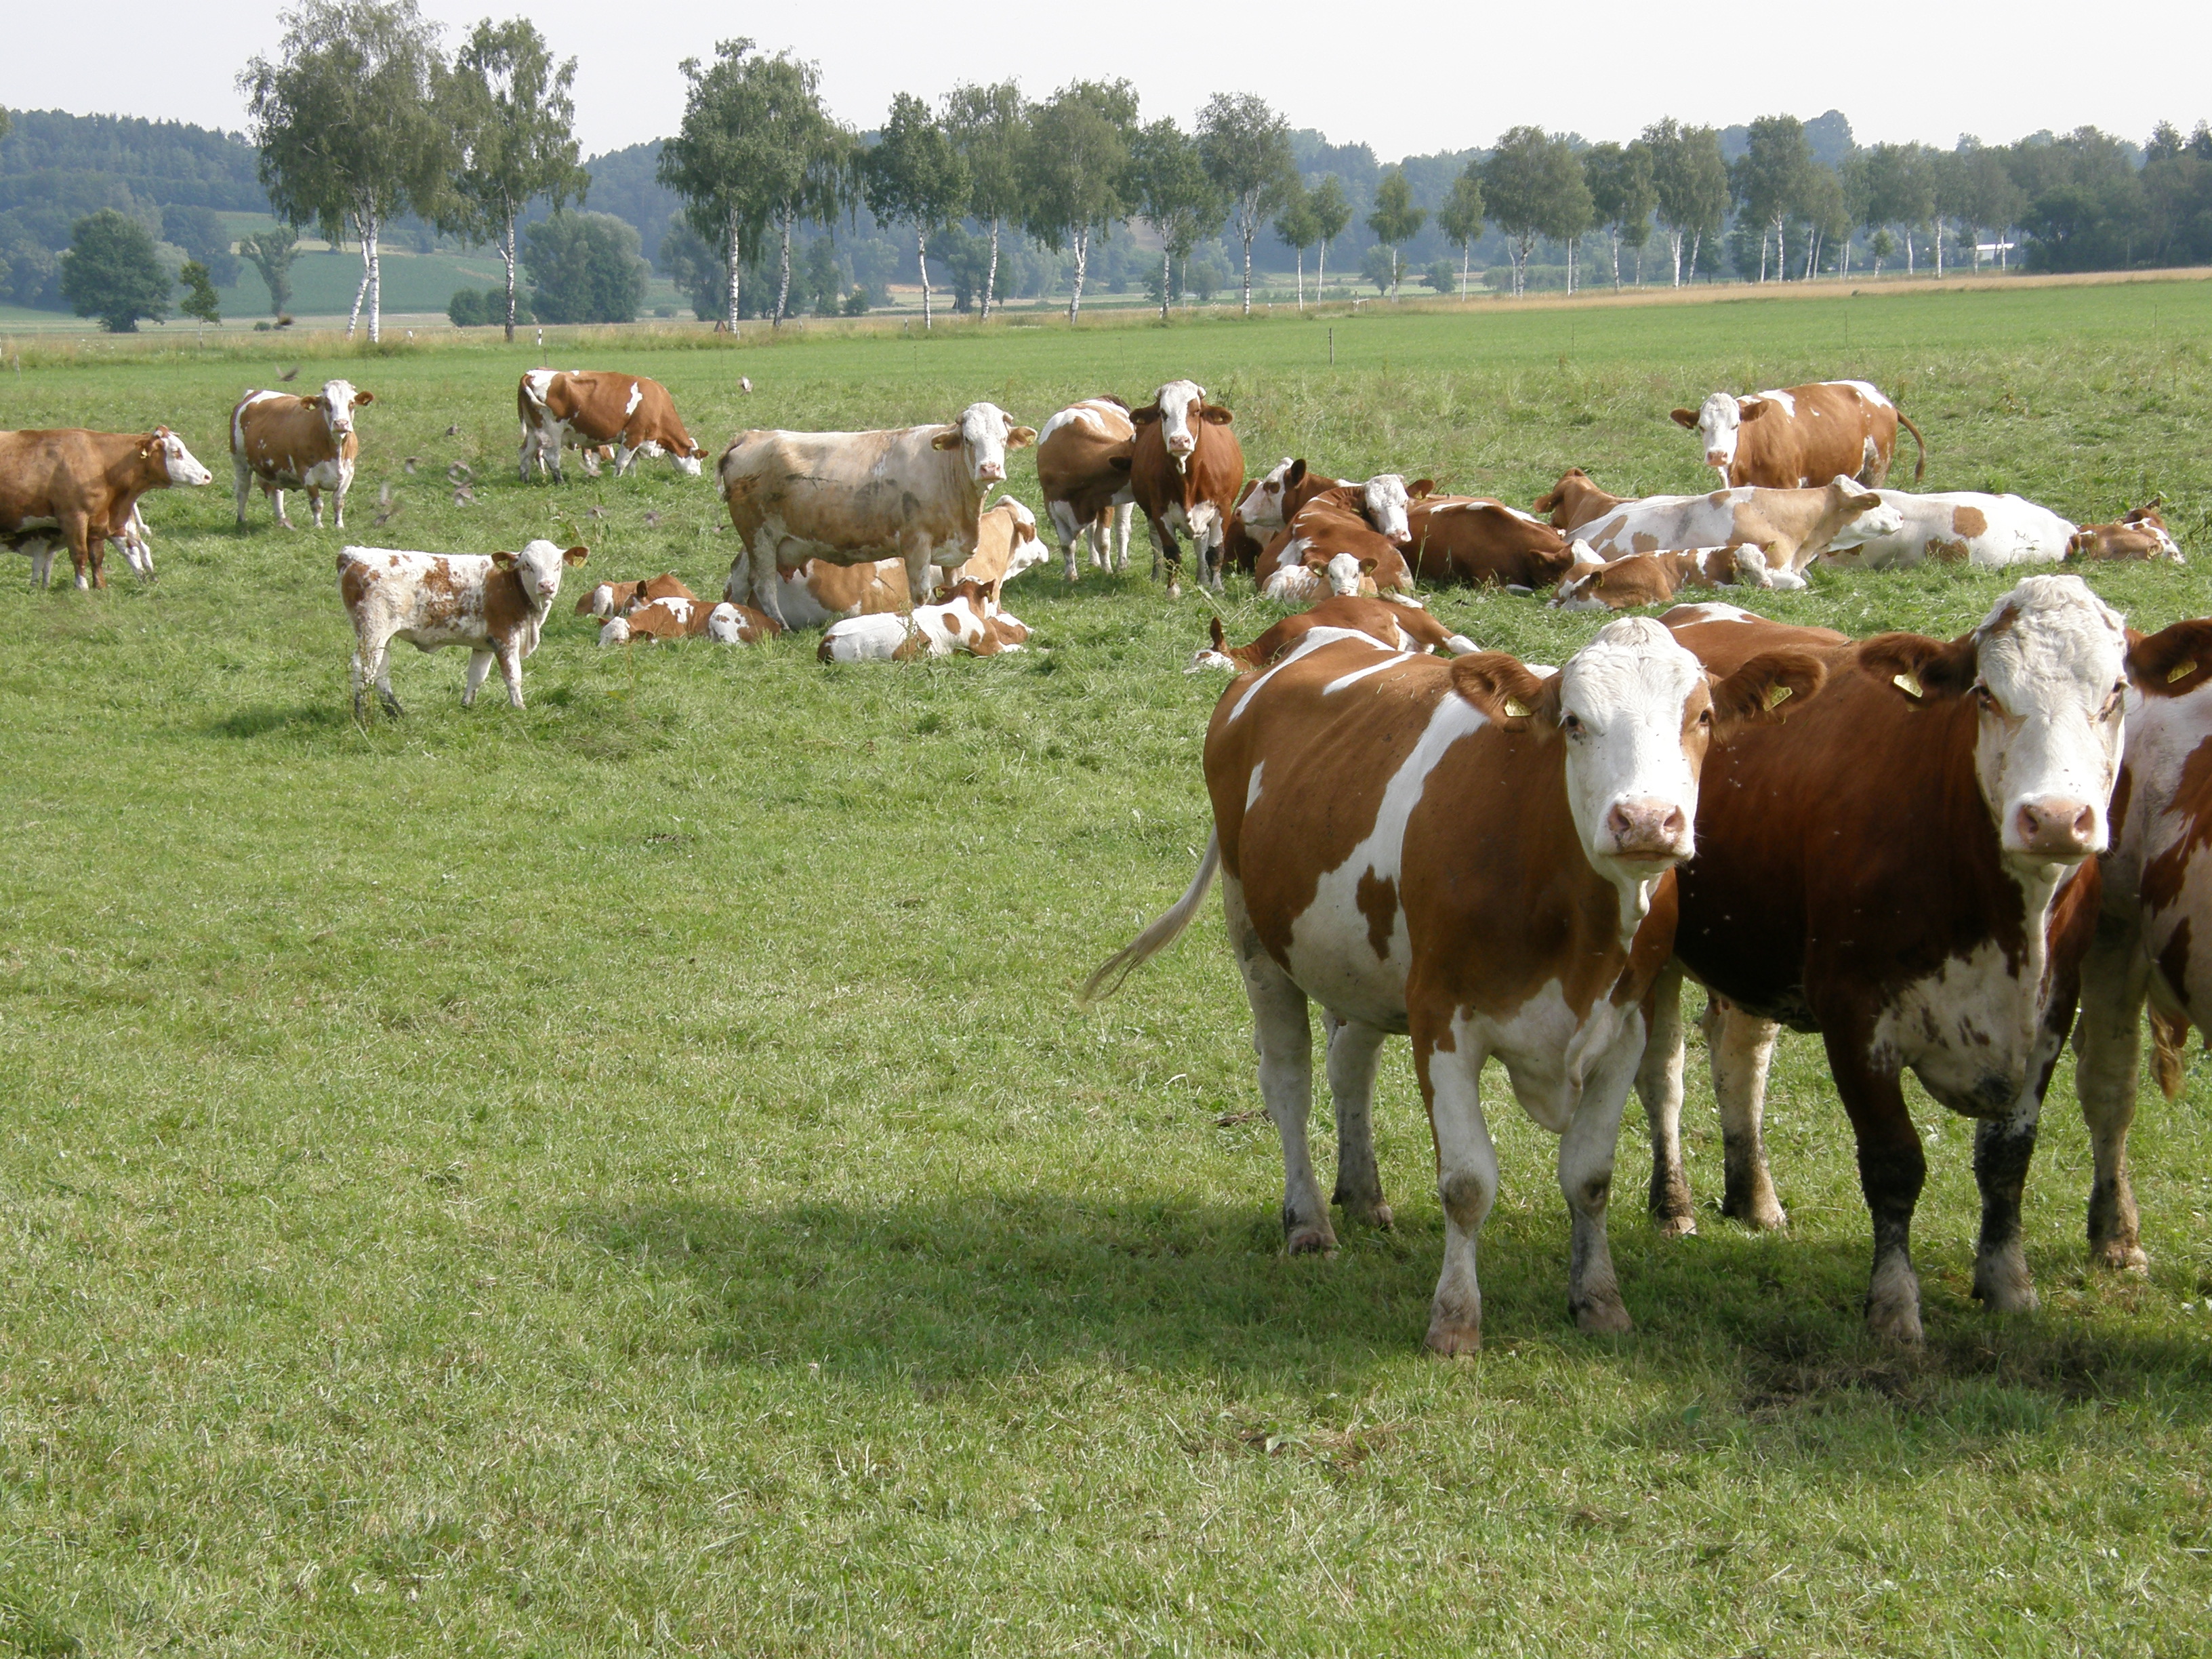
[206,703,352,741]
[567,1190,2212,1455]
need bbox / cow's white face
[1152,379,1208,466]
[932,401,1036,487]
[1243,458,1302,532]
[1324,552,1366,596]
[1967,576,2128,869]
[1553,617,1713,874]
[1727,547,1775,589]
[318,380,371,439]
[1828,479,1904,537]
[1692,391,1742,470]
[1361,474,1414,543]
[150,427,212,486]
[497,539,589,609]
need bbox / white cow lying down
[817,581,1029,662]
[1820,490,2079,570]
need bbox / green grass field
[4,281,2212,1656]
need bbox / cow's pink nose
[977,462,1004,480]
[1605,799,1688,856]
[2014,798,2097,857]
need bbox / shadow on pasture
[205,702,350,741]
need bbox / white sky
[5,1,2206,161]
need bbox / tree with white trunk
[659,38,781,334]
[863,94,967,332]
[1196,92,1294,316]
[942,81,1025,322]
[1021,80,1136,323]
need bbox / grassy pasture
[4,282,2212,1655]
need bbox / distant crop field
[3,280,2211,1656]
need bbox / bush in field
[1423,259,1456,294]
[61,209,171,331]
[448,285,532,327]
[522,210,648,323]
[448,287,485,327]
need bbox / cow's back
[1733,383,1894,489]
[722,426,958,546]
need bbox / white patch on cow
[1324,552,1366,596]
[1039,399,1128,445]
[156,430,213,485]
[1245,760,1265,809]
[1842,380,1891,409]
[1227,627,1383,723]
[1261,563,1326,603]
[1568,539,1604,567]
[1323,651,1413,695]
[1667,603,1757,625]
[658,597,695,626]
[1728,547,1776,589]
[705,603,747,643]
[1756,388,1798,418]
[1694,391,1742,470]
[1861,436,1882,474]
[623,382,644,418]
[1868,937,2070,1115]
[1242,458,1300,533]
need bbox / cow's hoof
[1864,1296,1925,1346]
[1424,1314,1481,1356]
[1653,1210,1698,1240]
[2091,1237,2150,1274]
[1334,1196,1393,1231]
[1572,1294,1634,1335]
[1723,1192,1789,1231]
[1284,1221,1337,1256]
[1971,1263,2039,1313]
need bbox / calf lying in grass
[598,596,782,645]
[818,579,1028,662]
[1189,595,1478,673]
[1551,546,1783,611]
[2067,504,2184,562]
[575,572,698,618]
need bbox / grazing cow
[516,370,705,482]
[944,495,1045,605]
[1187,595,1479,673]
[0,426,212,588]
[1821,490,2079,570]
[1532,468,1637,533]
[1254,478,1422,602]
[2066,505,2184,563]
[574,573,699,619]
[1035,397,1136,579]
[1551,546,1776,611]
[1671,380,1926,489]
[337,539,588,718]
[1083,619,1822,1350]
[231,380,373,529]
[600,596,782,645]
[1637,577,2128,1343]
[1124,380,1244,595]
[1574,476,1897,577]
[1405,497,1580,590]
[721,402,1036,626]
[2071,617,2212,1272]
[817,580,1027,662]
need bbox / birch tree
[1271,178,1317,308]
[1021,80,1135,323]
[1308,174,1350,295]
[1435,161,1485,298]
[943,81,1025,321]
[1645,118,1728,286]
[659,39,776,333]
[1195,92,1294,315]
[1366,167,1425,300]
[863,94,966,331]
[1130,117,1223,322]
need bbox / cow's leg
[1149,515,1185,598]
[1414,1028,1498,1355]
[1706,997,1787,1229]
[1113,502,1134,572]
[331,464,350,529]
[1223,874,1333,1254]
[1324,1013,1392,1229]
[494,640,526,709]
[1636,962,1696,1236]
[518,430,535,485]
[268,485,294,531]
[1087,512,1108,570]
[367,634,402,718]
[1047,501,1085,581]
[233,459,253,525]
[1558,1027,1641,1334]
[462,648,495,708]
[30,544,54,590]
[747,531,791,628]
[307,487,325,529]
[62,512,95,589]
[613,443,640,477]
[2075,908,2152,1270]
[1970,1097,2043,1314]
[1824,1033,1929,1343]
[899,536,935,610]
[350,647,368,720]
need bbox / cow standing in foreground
[1671,380,1926,489]
[721,402,1036,626]
[338,539,588,718]
[1084,619,1820,1351]
[1637,577,2127,1343]
[516,370,705,483]
[1123,380,1243,596]
[0,426,212,588]
[232,380,373,529]
[1035,397,1136,579]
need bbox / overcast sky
[5,1,2206,161]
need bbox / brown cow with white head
[1123,380,1244,596]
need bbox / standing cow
[720,402,1036,628]
[232,380,373,529]
[1035,396,1136,579]
[1,426,213,588]
[1123,380,1243,596]
[338,539,588,717]
[1671,380,1926,489]
[516,370,705,482]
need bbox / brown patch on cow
[1950,504,1989,539]
[2139,736,2212,915]
[1928,538,1971,563]
[482,562,533,637]
[2156,916,2196,1020]
[1632,533,1660,556]
[1355,868,1399,959]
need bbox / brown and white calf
[1238,458,1345,541]
[817,580,1027,662]
[517,370,705,483]
[1123,380,1244,595]
[1532,468,1635,532]
[2066,505,2184,563]
[232,380,372,529]
[337,539,588,718]
[1035,397,1136,579]
[600,596,782,645]
[0,426,211,588]
[1637,576,2128,1343]
[722,402,1036,626]
[730,557,910,630]
[574,572,699,619]
[1187,595,1478,673]
[1551,546,1776,611]
[1405,497,1579,590]
[2070,618,2212,1273]
[1086,619,1820,1351]
[1671,380,1926,489]
[1254,477,1423,602]
[1573,476,1898,579]
[944,495,1045,606]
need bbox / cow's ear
[1409,478,1435,499]
[1739,400,1769,422]
[1857,630,1978,701]
[1710,649,1828,731]
[1668,408,1698,428]
[1006,426,1037,449]
[1359,557,1380,575]
[1284,458,1306,488]
[1200,405,1233,425]
[563,546,589,565]
[491,550,518,569]
[1109,455,1133,474]
[2127,618,2212,697]
[930,428,962,451]
[1130,406,1162,426]
[1452,653,1558,731]
[1209,615,1227,651]
[352,390,374,405]
[2064,531,2092,560]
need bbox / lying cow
[1574,476,1896,577]
[1254,476,1422,601]
[1638,577,2126,1342]
[1551,546,1776,611]
[1821,490,2078,569]
[1406,497,1579,590]
[232,380,372,529]
[817,581,1027,662]
[732,557,910,630]
[1671,380,1925,489]
[517,370,705,482]
[943,495,1045,606]
[1035,397,1136,579]
[1084,618,1820,1349]
[1124,380,1243,595]
[2071,617,2212,1272]
[2067,505,2184,562]
[1532,468,1636,532]
[574,573,699,619]
[1239,458,1343,539]
[1187,595,1479,673]
[1,426,212,588]
[337,539,588,718]
[600,596,781,645]
[722,401,1036,626]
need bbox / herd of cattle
[4,359,2207,1355]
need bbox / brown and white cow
[721,402,1036,626]
[0,426,212,588]
[574,572,699,619]
[232,381,372,529]
[337,539,588,718]
[1637,577,2129,1343]
[2066,505,2184,563]
[1035,397,1136,579]
[1550,546,1776,611]
[817,579,1027,662]
[943,495,1045,606]
[1085,619,1821,1350]
[600,596,782,646]
[1187,595,1479,673]
[1123,380,1244,596]
[730,556,910,630]
[1254,477,1423,602]
[2070,617,2212,1273]
[1820,490,2078,570]
[1238,458,1344,540]
[517,370,705,483]
[1574,476,1899,579]
[1532,468,1635,533]
[1671,380,1926,490]
[1405,497,1580,590]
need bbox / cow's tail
[1897,407,1927,482]
[1078,831,1221,1007]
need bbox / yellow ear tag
[1892,672,1924,698]
[2169,659,2197,684]
[1763,682,1793,711]
[1502,695,1532,718]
